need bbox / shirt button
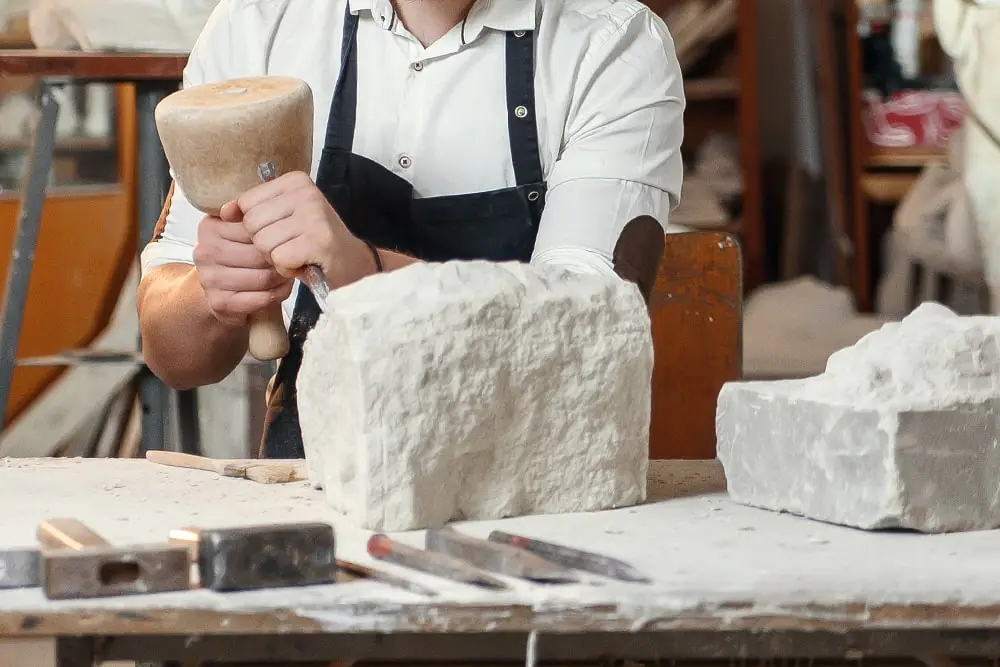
[514,30,526,38]
[398,154,412,169]
[514,105,529,118]
[412,61,423,72]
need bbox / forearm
[138,263,250,390]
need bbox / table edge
[3,601,1000,637]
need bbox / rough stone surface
[717,302,1000,533]
[297,261,652,531]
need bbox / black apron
[261,5,547,459]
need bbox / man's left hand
[230,171,371,288]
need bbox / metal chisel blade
[0,549,40,589]
[336,559,438,597]
[257,161,330,314]
[488,530,651,584]
[367,534,508,591]
[425,528,578,584]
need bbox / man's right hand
[192,202,293,327]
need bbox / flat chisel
[488,530,651,584]
[337,559,438,597]
[426,527,578,584]
[367,534,508,590]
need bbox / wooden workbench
[1,458,999,665]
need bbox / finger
[250,221,301,264]
[242,195,297,238]
[209,285,292,318]
[219,200,243,222]
[198,265,289,293]
[197,239,274,270]
[269,237,330,279]
[237,171,312,213]
[202,216,254,244]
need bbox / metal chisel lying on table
[337,559,438,597]
[145,451,307,484]
[37,519,190,599]
[0,548,39,589]
[489,530,651,584]
[425,527,579,584]
[367,534,509,590]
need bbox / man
[139,0,685,458]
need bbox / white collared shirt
[141,0,685,321]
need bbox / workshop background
[0,0,980,460]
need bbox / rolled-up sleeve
[531,7,685,276]
[139,0,242,275]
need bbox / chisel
[145,451,306,484]
[258,162,331,313]
[425,527,578,584]
[336,559,438,597]
[367,534,508,590]
[488,530,651,584]
[0,548,39,589]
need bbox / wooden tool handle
[247,303,289,361]
[145,450,226,475]
[37,519,109,551]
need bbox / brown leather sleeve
[613,215,665,305]
[146,181,176,245]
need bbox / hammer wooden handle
[248,304,290,361]
[37,519,109,551]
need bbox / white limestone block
[717,302,1000,533]
[297,261,652,531]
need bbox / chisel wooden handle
[37,519,109,551]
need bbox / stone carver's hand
[193,208,293,327]
[232,171,371,288]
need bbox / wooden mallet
[154,76,315,361]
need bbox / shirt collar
[348,0,537,39]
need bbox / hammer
[155,75,317,361]
[169,522,335,591]
[37,519,190,599]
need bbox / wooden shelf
[685,77,741,101]
[0,136,114,152]
[865,143,947,168]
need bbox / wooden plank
[0,49,186,79]
[649,232,742,460]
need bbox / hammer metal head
[174,522,335,592]
[0,549,39,589]
[41,544,191,600]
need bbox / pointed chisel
[425,527,578,584]
[367,534,509,590]
[488,530,651,584]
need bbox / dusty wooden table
[0,458,998,666]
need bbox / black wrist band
[363,239,383,273]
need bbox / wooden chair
[649,231,743,460]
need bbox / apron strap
[505,30,544,188]
[315,3,361,186]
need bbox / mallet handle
[37,519,108,551]
[247,161,291,361]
